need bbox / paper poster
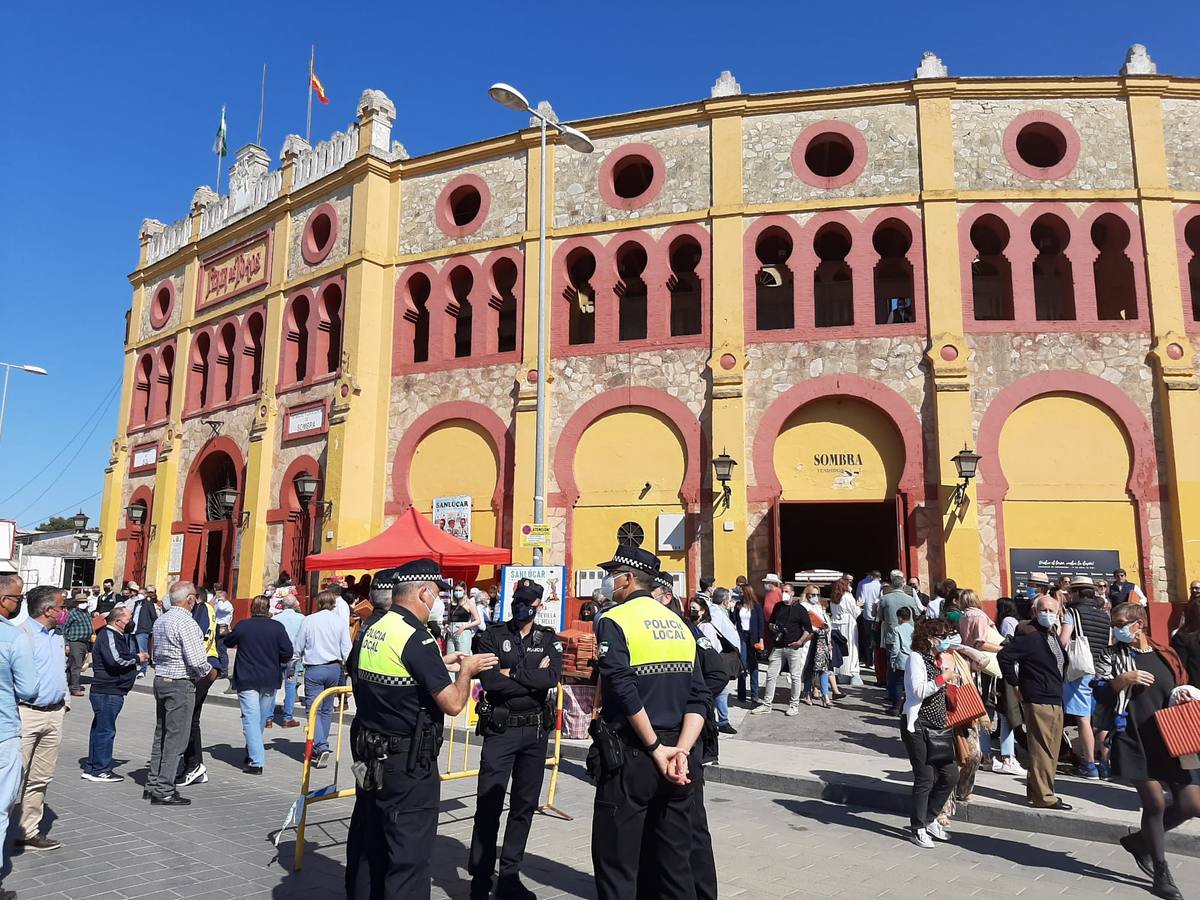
[168,534,184,576]
[499,565,567,632]
[432,495,472,542]
[1008,548,1120,599]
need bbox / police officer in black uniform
[345,558,498,900]
[588,545,712,900]
[467,579,563,899]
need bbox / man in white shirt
[857,570,882,664]
[273,596,306,728]
[293,591,351,768]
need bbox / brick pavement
[7,689,1200,899]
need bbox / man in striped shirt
[144,581,215,805]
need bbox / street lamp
[294,473,320,505]
[489,81,594,565]
[72,511,89,533]
[951,446,982,508]
[127,503,147,525]
[712,450,737,509]
[0,362,48,446]
[214,486,240,518]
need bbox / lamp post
[711,450,737,509]
[489,82,594,565]
[951,446,982,508]
[0,362,48,447]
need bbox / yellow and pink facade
[100,49,1200,628]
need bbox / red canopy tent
[304,507,511,584]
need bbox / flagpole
[306,45,314,144]
[215,105,223,195]
[257,64,267,147]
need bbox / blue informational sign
[499,565,567,632]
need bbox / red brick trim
[435,174,491,239]
[149,279,176,330]
[1176,205,1200,333]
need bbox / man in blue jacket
[83,606,147,782]
[224,595,293,774]
[0,574,38,900]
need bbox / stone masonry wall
[399,154,527,256]
[140,268,185,341]
[172,403,258,514]
[1163,100,1200,192]
[288,187,352,281]
[554,124,711,228]
[743,103,920,204]
[951,98,1134,191]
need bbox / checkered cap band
[633,661,694,676]
[392,572,442,584]
[611,555,654,572]
[359,671,417,688]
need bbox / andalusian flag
[310,71,329,105]
[213,105,227,158]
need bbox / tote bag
[945,681,987,729]
[1064,609,1095,681]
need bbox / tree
[36,516,77,532]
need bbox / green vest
[604,595,696,672]
[357,610,418,686]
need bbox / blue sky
[1,1,1196,532]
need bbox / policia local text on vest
[344,559,498,900]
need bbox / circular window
[436,175,491,238]
[804,133,854,178]
[149,279,176,329]
[616,521,645,548]
[449,184,482,227]
[612,156,654,199]
[1003,111,1080,180]
[791,122,868,189]
[599,144,665,211]
[301,203,339,266]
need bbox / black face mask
[687,609,701,622]
[512,601,537,622]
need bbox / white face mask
[599,575,616,601]
[453,589,465,600]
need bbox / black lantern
[77,534,92,552]
[951,446,982,507]
[712,450,737,508]
[127,503,147,525]
[72,510,89,532]
[294,473,320,505]
[214,487,240,517]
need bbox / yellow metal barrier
[291,681,569,871]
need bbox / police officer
[345,558,498,900]
[589,545,712,900]
[467,579,563,899]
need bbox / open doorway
[778,501,901,583]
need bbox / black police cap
[598,543,661,576]
[512,578,544,603]
[391,558,451,592]
[373,567,401,591]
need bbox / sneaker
[81,771,123,783]
[1075,762,1100,780]
[136,671,146,679]
[312,750,332,769]
[718,722,737,735]
[149,793,191,806]
[1000,758,1026,776]
[176,764,207,787]
[18,834,61,852]
[749,702,772,715]
[926,820,950,841]
[785,704,800,717]
[911,828,935,849]
[991,757,1004,773]
[243,765,263,775]
[1098,761,1112,780]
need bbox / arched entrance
[181,439,245,592]
[752,376,924,582]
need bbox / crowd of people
[0,562,1197,899]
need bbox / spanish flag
[311,71,329,105]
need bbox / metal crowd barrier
[291,680,569,871]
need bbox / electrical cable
[0,376,121,504]
[16,488,103,531]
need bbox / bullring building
[99,47,1200,630]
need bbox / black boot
[1119,831,1154,878]
[1152,858,1183,900]
[495,875,536,900]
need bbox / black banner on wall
[1008,548,1121,599]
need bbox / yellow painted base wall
[1002,500,1142,586]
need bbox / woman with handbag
[1064,577,1112,779]
[1097,602,1199,900]
[690,595,739,735]
[956,590,1004,772]
[829,575,861,688]
[734,587,764,706]
[901,618,962,849]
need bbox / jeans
[761,647,806,707]
[146,677,195,800]
[817,671,831,696]
[714,686,730,726]
[238,690,277,767]
[886,669,904,709]
[999,714,1016,758]
[132,633,151,674]
[67,640,89,692]
[447,629,475,655]
[279,662,301,721]
[737,637,759,702]
[304,663,343,754]
[84,692,126,775]
[0,736,21,866]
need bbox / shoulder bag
[945,680,987,728]
[1065,609,1096,681]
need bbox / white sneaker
[176,763,207,787]
[786,704,800,717]
[749,702,772,715]
[911,828,935,849]
[926,820,949,841]
[1001,758,1027,776]
[992,757,1004,773]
